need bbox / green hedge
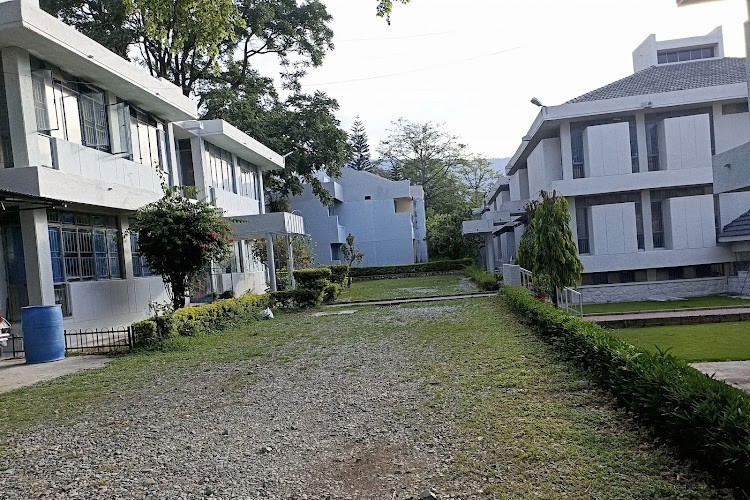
[465,265,500,291]
[270,288,323,309]
[135,293,270,342]
[325,265,348,286]
[348,259,472,277]
[500,286,750,493]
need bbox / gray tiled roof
[566,58,746,104]
[721,209,750,239]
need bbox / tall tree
[41,0,334,97]
[456,155,499,208]
[516,191,583,307]
[347,116,372,171]
[377,119,467,210]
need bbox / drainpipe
[266,233,277,292]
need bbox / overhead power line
[302,46,521,87]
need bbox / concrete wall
[719,192,750,228]
[527,137,562,196]
[658,114,712,171]
[590,202,638,255]
[664,194,716,250]
[580,277,729,304]
[583,122,632,178]
[713,105,750,154]
[63,276,168,330]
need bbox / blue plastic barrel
[21,305,65,364]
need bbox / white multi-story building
[0,0,302,334]
[465,27,750,302]
[291,168,428,267]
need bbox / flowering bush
[130,186,233,310]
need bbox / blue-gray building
[291,168,428,266]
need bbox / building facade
[465,28,750,303]
[291,168,428,267]
[0,0,302,335]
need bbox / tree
[340,233,363,287]
[376,0,410,23]
[456,155,500,208]
[377,119,467,210]
[42,0,334,97]
[426,204,480,260]
[516,191,583,307]
[347,116,372,171]
[130,186,233,310]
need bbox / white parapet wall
[579,277,730,304]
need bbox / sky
[257,0,748,161]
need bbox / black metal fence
[6,326,134,357]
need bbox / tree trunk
[552,287,559,308]
[171,277,187,310]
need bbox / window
[657,46,714,64]
[668,267,685,280]
[237,158,260,199]
[32,72,52,132]
[571,126,585,178]
[206,143,235,192]
[576,207,590,254]
[79,90,109,149]
[620,270,636,283]
[0,59,12,168]
[177,139,195,188]
[651,201,664,248]
[645,122,660,171]
[48,211,122,282]
[130,107,165,168]
[54,284,72,317]
[635,202,645,250]
[130,230,151,278]
[629,120,639,173]
[722,102,749,115]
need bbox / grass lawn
[341,274,472,301]
[0,298,727,498]
[583,295,750,315]
[612,322,750,362]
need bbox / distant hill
[488,157,510,174]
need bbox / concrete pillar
[266,233,277,292]
[286,234,295,289]
[503,264,521,286]
[20,209,55,305]
[745,21,750,126]
[2,47,41,168]
[484,233,495,272]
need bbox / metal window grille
[635,202,645,250]
[32,75,50,131]
[78,92,109,150]
[49,211,122,282]
[576,207,589,254]
[53,283,72,317]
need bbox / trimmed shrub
[322,282,341,303]
[465,265,500,291]
[348,259,472,278]
[325,265,349,287]
[293,268,332,291]
[271,288,323,309]
[132,320,158,347]
[140,293,270,340]
[500,285,750,493]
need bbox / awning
[230,212,305,240]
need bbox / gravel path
[0,310,452,500]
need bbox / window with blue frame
[47,210,122,282]
[130,230,152,277]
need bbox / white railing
[519,266,533,290]
[557,286,583,318]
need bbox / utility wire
[336,30,459,43]
[302,46,521,87]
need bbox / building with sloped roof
[464,27,750,302]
